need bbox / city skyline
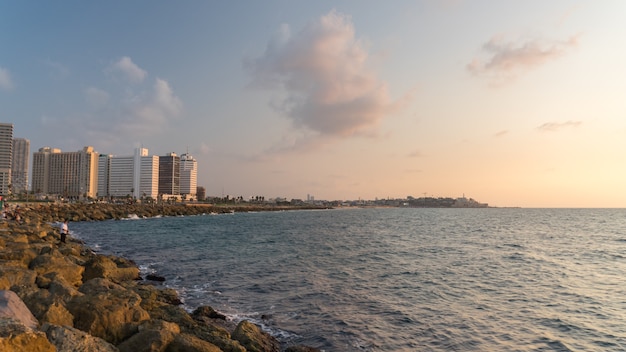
[2,2,626,207]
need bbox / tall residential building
[179,153,197,198]
[32,147,61,194]
[97,154,111,198]
[11,138,30,194]
[32,146,99,198]
[158,153,180,196]
[105,148,159,199]
[0,123,13,195]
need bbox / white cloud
[468,34,580,84]
[246,10,406,140]
[85,87,110,108]
[0,67,13,91]
[110,56,147,83]
[536,120,582,132]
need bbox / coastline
[0,202,322,352]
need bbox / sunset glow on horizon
[1,1,625,207]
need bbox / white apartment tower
[0,123,13,195]
[11,138,30,194]
[105,148,159,200]
[179,153,197,198]
[32,146,99,198]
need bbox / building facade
[0,123,13,195]
[158,153,180,196]
[179,153,197,198]
[102,148,159,200]
[11,138,30,194]
[32,146,99,198]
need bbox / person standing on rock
[60,220,69,243]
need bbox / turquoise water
[71,208,626,351]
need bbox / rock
[192,306,227,320]
[117,319,180,352]
[29,253,85,287]
[0,290,39,330]
[146,274,166,282]
[67,278,150,345]
[232,320,280,352]
[83,255,140,283]
[41,302,74,326]
[165,333,222,352]
[0,266,37,291]
[0,290,55,352]
[285,346,322,352]
[43,323,119,352]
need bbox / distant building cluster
[0,122,200,201]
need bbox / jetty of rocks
[0,202,321,352]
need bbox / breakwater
[0,202,322,352]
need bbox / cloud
[0,67,13,90]
[110,56,147,83]
[468,34,580,84]
[536,120,582,132]
[85,87,110,108]
[494,130,509,137]
[246,10,406,140]
[44,59,70,80]
[80,77,183,150]
[408,150,425,158]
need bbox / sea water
[70,208,626,351]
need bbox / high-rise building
[179,153,197,198]
[0,123,13,195]
[159,153,180,196]
[32,147,61,195]
[97,154,111,198]
[104,148,159,199]
[11,138,30,194]
[32,146,99,198]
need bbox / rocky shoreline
[0,203,322,352]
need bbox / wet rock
[192,306,227,320]
[232,320,280,352]
[285,346,322,352]
[146,274,166,282]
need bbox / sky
[1,1,625,207]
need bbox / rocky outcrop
[0,203,321,351]
[232,320,280,352]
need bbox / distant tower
[0,123,13,195]
[32,146,99,198]
[179,152,197,198]
[11,138,30,194]
[159,153,180,196]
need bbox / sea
[69,207,626,351]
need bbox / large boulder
[0,265,37,291]
[83,255,140,283]
[232,320,280,352]
[29,253,85,287]
[165,333,222,352]
[0,290,55,352]
[43,324,119,352]
[0,290,39,330]
[117,319,180,352]
[67,278,150,345]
